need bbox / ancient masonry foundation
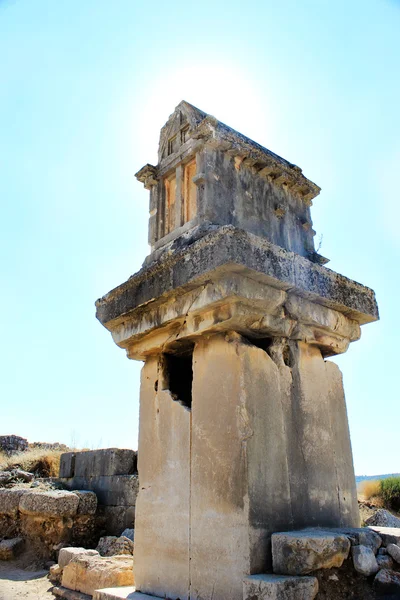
[96,101,379,600]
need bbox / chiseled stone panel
[284,342,359,529]
[190,333,292,600]
[134,356,191,600]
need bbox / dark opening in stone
[163,349,193,409]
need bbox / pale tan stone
[62,554,134,597]
[134,356,190,600]
[58,547,99,569]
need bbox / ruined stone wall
[58,448,138,535]
[0,488,98,557]
[0,435,28,456]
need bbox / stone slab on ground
[0,537,24,560]
[62,554,134,597]
[243,574,319,600]
[93,591,162,600]
[93,588,135,600]
[58,547,99,569]
[368,526,400,547]
[52,586,92,599]
[272,530,350,575]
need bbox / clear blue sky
[1,0,399,475]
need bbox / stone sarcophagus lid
[96,101,378,600]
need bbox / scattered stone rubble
[0,434,28,456]
[365,508,400,529]
[255,526,400,598]
[49,538,134,599]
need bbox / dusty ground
[0,561,53,600]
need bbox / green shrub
[380,477,400,512]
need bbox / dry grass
[0,447,64,477]
[359,479,381,500]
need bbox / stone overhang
[95,226,378,360]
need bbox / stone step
[243,574,318,600]
[272,530,350,575]
[93,589,161,600]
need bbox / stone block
[0,537,24,560]
[19,490,79,517]
[0,488,29,515]
[374,569,400,595]
[52,586,92,599]
[58,547,99,569]
[93,590,154,600]
[351,545,379,576]
[99,505,136,535]
[60,452,76,478]
[387,543,400,564]
[74,449,137,478]
[62,475,138,507]
[61,554,134,597]
[243,574,318,600]
[96,536,134,556]
[272,530,350,575]
[368,526,400,546]
[73,490,97,515]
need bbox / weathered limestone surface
[96,226,378,362]
[52,586,92,600]
[272,530,350,575]
[0,488,29,516]
[96,535,134,556]
[59,547,99,569]
[62,554,134,597]
[93,590,155,600]
[58,448,138,535]
[134,356,190,600]
[243,574,319,600]
[19,490,79,517]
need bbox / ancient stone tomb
[96,101,378,600]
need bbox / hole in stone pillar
[282,344,294,368]
[154,380,158,392]
[162,348,193,409]
[241,335,273,353]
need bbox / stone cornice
[96,226,378,335]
